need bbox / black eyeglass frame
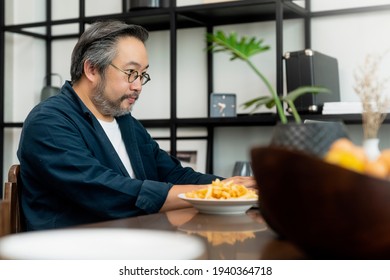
[110,63,151,85]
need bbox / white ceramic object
[178,193,257,215]
[363,138,381,161]
[0,228,206,260]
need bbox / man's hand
[222,176,258,189]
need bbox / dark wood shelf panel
[3,114,386,130]
[158,113,390,127]
[94,115,278,128]
[176,114,278,127]
[175,114,390,127]
[138,119,171,128]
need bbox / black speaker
[284,49,340,113]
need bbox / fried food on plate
[185,179,258,200]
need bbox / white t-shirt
[98,118,136,178]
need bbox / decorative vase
[270,121,350,157]
[363,138,381,161]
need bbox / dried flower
[354,52,390,139]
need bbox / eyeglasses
[110,63,151,85]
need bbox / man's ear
[83,60,99,83]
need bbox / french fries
[185,179,258,200]
[189,231,255,246]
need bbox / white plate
[0,228,206,260]
[178,193,258,215]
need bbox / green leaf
[282,86,330,103]
[241,96,274,109]
[241,96,276,114]
[206,30,270,62]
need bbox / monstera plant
[206,30,330,124]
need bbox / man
[17,20,256,231]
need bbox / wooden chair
[3,164,24,233]
[0,199,11,237]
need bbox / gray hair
[70,20,149,83]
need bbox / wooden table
[80,207,306,260]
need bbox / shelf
[310,4,390,18]
[300,114,363,124]
[3,0,308,38]
[2,0,388,183]
[0,0,311,181]
[176,114,277,127]
[85,9,172,31]
[3,8,173,37]
[115,114,390,128]
[176,0,308,28]
[3,113,386,130]
[175,114,390,126]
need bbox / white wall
[4,0,46,178]
[4,0,390,178]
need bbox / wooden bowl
[251,146,390,259]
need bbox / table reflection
[79,207,306,260]
[178,212,267,246]
[170,208,270,259]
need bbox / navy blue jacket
[17,81,219,230]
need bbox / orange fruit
[325,138,367,172]
[324,149,366,172]
[324,139,390,180]
[350,145,367,163]
[378,149,390,175]
[328,138,355,153]
[365,160,388,179]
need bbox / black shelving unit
[0,0,313,186]
[4,0,390,186]
[8,0,390,189]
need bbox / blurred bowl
[251,145,390,259]
[0,228,206,260]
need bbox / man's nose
[129,77,142,90]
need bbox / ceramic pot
[270,121,349,157]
